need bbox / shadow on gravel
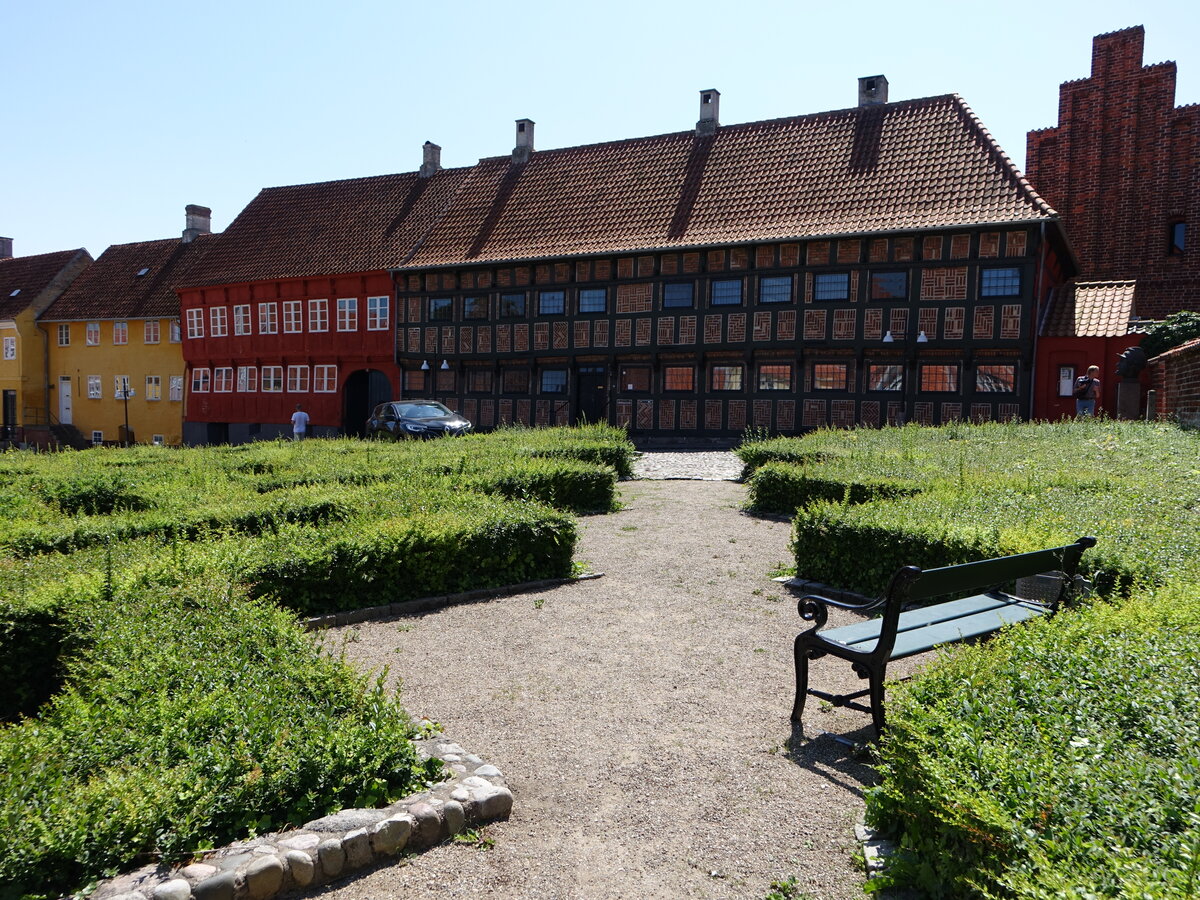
[782,723,878,800]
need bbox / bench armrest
[797,592,885,636]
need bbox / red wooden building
[176,158,467,443]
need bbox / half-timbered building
[391,82,1074,437]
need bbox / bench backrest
[873,536,1096,660]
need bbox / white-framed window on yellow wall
[87,375,101,398]
[2,337,14,360]
[146,375,161,401]
[57,324,70,346]
[86,322,100,345]
[169,375,183,401]
[113,322,128,345]
[144,320,160,344]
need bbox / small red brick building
[1027,26,1197,418]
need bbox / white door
[58,376,73,424]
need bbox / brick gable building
[1027,26,1198,418]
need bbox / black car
[365,400,473,439]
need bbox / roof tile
[0,250,89,320]
[1043,279,1139,337]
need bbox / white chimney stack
[696,89,720,135]
[419,141,442,178]
[182,205,212,243]
[512,119,535,164]
[858,75,889,107]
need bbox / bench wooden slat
[889,601,1046,659]
[819,591,1038,650]
[907,546,1076,603]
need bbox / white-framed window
[152,434,165,446]
[169,375,183,401]
[209,306,228,337]
[169,320,181,343]
[286,365,310,392]
[314,364,338,392]
[213,367,234,392]
[57,324,70,346]
[1058,365,1077,398]
[113,321,128,345]
[86,322,100,345]
[91,431,103,445]
[185,309,204,339]
[283,300,303,333]
[337,298,358,331]
[237,366,258,392]
[233,304,252,336]
[143,320,160,344]
[2,337,14,360]
[191,368,211,393]
[87,375,101,398]
[114,375,131,398]
[258,302,278,334]
[309,299,328,332]
[145,375,162,401]
[366,296,389,330]
[262,366,283,392]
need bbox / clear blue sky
[5,0,1199,259]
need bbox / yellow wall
[45,318,185,445]
[0,307,51,429]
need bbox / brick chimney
[182,205,212,244]
[696,89,720,135]
[512,119,535,164]
[419,141,442,178]
[858,75,888,106]
[0,237,11,260]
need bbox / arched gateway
[342,369,393,437]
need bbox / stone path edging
[93,734,512,900]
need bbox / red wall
[1034,335,1146,420]
[1149,336,1200,427]
[179,271,399,428]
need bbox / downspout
[36,321,51,426]
[1029,219,1047,420]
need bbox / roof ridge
[0,248,86,264]
[257,164,475,195]
[472,93,964,163]
[949,93,1058,218]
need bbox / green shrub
[1140,310,1200,359]
[0,569,441,900]
[32,472,149,516]
[746,461,917,515]
[239,496,576,614]
[867,589,1200,898]
[0,586,82,722]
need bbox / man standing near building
[1073,366,1101,416]
[291,403,310,440]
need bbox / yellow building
[0,240,92,446]
[41,210,212,446]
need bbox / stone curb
[303,573,605,631]
[92,734,512,900]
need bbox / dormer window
[136,267,150,277]
[8,289,19,297]
[1170,221,1186,256]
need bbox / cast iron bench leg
[791,636,809,723]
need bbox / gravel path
[311,457,877,899]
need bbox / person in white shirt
[291,404,310,440]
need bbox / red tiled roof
[402,93,1056,268]
[0,249,89,320]
[41,236,212,321]
[182,168,472,287]
[1043,279,1139,337]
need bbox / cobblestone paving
[632,449,744,481]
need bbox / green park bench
[791,536,1096,737]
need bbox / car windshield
[397,402,453,419]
